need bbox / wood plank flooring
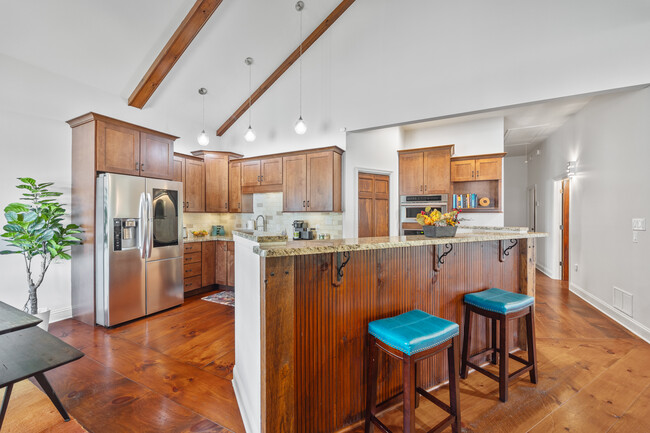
[4,273,649,433]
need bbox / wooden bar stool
[460,288,538,402]
[365,309,461,433]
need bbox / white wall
[528,87,650,341]
[402,117,505,226]
[504,156,528,227]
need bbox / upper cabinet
[398,145,454,195]
[241,157,283,192]
[451,155,504,182]
[190,151,243,214]
[174,153,205,213]
[89,114,177,180]
[228,161,254,213]
[282,148,342,212]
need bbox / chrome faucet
[255,214,267,232]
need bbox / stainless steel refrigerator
[95,173,184,327]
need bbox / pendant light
[197,88,209,146]
[294,1,307,135]
[244,57,256,142]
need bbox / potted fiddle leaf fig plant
[0,178,82,330]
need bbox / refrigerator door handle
[139,192,147,259]
[146,192,153,258]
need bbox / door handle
[307,200,310,208]
[472,170,474,178]
[141,164,144,171]
[303,200,306,208]
[238,202,241,209]
[424,185,427,191]
[420,185,423,191]
[135,162,139,170]
[476,170,479,178]
[225,202,227,209]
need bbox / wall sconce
[566,161,577,177]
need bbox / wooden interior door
[475,157,502,180]
[139,132,174,180]
[450,160,476,181]
[283,155,307,211]
[229,161,242,213]
[173,156,185,183]
[306,151,334,211]
[241,160,261,187]
[184,159,205,212]
[205,154,229,212]
[96,121,140,175]
[399,152,424,194]
[561,178,570,281]
[215,241,227,285]
[423,149,451,193]
[260,157,282,185]
[358,173,390,237]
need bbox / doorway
[527,185,537,232]
[561,178,570,281]
[358,172,389,237]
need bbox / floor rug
[202,291,235,307]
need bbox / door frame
[561,178,570,281]
[353,168,393,238]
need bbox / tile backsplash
[183,193,343,239]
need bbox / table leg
[34,373,70,422]
[0,384,14,429]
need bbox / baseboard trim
[50,306,72,323]
[536,264,555,279]
[232,367,257,433]
[569,282,650,344]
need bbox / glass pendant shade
[294,116,307,135]
[244,126,256,142]
[197,130,210,146]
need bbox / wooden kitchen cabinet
[183,156,205,212]
[183,242,203,293]
[398,145,454,195]
[202,241,216,287]
[140,132,174,180]
[241,160,262,187]
[240,157,283,191]
[227,241,235,287]
[216,241,228,285]
[229,161,242,212]
[204,153,229,213]
[451,159,475,182]
[282,149,342,212]
[173,155,185,183]
[475,157,502,180]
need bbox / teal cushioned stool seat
[464,287,533,315]
[368,309,459,356]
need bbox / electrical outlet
[633,231,639,243]
[574,264,579,272]
[632,218,646,231]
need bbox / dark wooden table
[0,303,84,428]
[0,301,42,335]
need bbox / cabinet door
[283,155,307,211]
[227,242,235,287]
[184,159,205,212]
[215,241,227,285]
[96,121,140,175]
[241,160,261,187]
[306,151,334,211]
[260,157,282,185]
[205,154,229,213]
[202,241,216,287]
[229,161,242,213]
[173,156,185,183]
[424,149,451,193]
[475,157,502,180]
[451,160,476,182]
[140,132,174,180]
[399,152,424,195]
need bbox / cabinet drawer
[184,261,202,278]
[184,242,202,253]
[183,276,202,293]
[184,252,201,264]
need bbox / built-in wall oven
[400,194,448,235]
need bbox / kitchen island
[232,228,546,433]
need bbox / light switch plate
[632,218,646,231]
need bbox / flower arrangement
[416,207,461,227]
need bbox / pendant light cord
[202,93,206,130]
[298,6,303,117]
[248,62,252,127]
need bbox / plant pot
[34,308,51,331]
[422,225,458,238]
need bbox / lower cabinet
[183,240,235,294]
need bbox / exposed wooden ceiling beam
[128,0,223,109]
[217,0,356,136]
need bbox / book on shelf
[452,193,478,209]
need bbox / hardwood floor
[4,273,649,433]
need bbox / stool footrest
[465,361,499,382]
[508,364,534,381]
[509,353,529,365]
[416,386,451,413]
[368,415,392,433]
[426,415,455,433]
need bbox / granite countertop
[184,235,234,243]
[234,228,547,257]
[232,230,288,243]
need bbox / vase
[422,225,458,238]
[34,308,51,331]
